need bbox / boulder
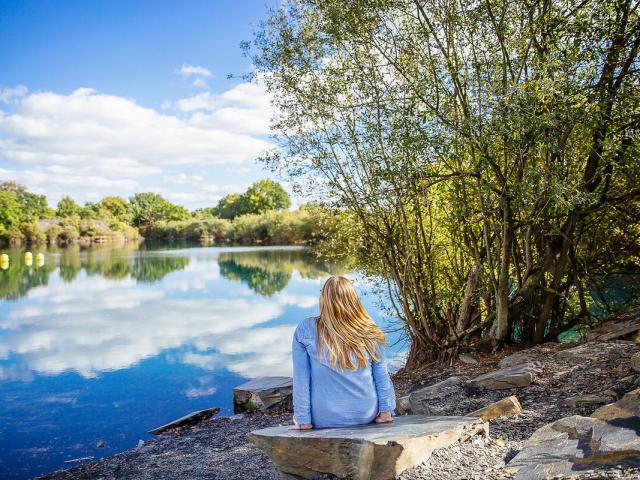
[468,363,541,390]
[149,407,220,435]
[233,376,292,413]
[499,350,540,368]
[632,352,640,373]
[508,388,640,480]
[586,307,640,341]
[248,415,488,480]
[408,376,464,414]
[468,395,522,420]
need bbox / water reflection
[0,244,387,479]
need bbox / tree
[251,0,640,364]
[129,192,190,228]
[56,196,82,218]
[97,196,132,223]
[0,190,23,236]
[244,180,291,214]
[212,193,248,219]
[0,181,50,219]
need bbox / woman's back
[292,316,396,429]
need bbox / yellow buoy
[36,253,45,267]
[24,251,33,266]
[0,253,8,270]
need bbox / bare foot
[289,423,313,430]
[375,412,394,424]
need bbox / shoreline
[39,337,640,480]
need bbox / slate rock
[468,363,541,390]
[468,395,522,420]
[408,377,464,414]
[149,407,220,435]
[586,307,640,341]
[248,415,489,480]
[509,388,640,480]
[396,395,412,415]
[560,393,614,407]
[499,350,540,368]
[233,376,292,413]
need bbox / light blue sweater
[292,316,396,428]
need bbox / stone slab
[149,407,220,435]
[233,376,292,413]
[468,395,522,420]
[469,363,541,390]
[249,415,488,480]
[408,376,464,414]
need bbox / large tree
[252,0,640,364]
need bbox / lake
[0,244,405,479]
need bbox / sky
[0,0,284,210]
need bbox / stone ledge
[248,415,488,480]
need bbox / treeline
[251,0,640,364]
[0,179,336,247]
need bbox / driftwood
[149,407,220,435]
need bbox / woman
[291,275,396,430]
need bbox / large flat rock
[469,362,541,390]
[509,388,640,480]
[408,376,464,414]
[248,415,488,480]
[586,307,640,341]
[233,376,292,413]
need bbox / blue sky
[0,0,284,209]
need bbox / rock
[632,352,640,373]
[499,350,540,368]
[459,353,478,364]
[408,377,464,415]
[586,307,640,341]
[248,415,488,480]
[96,440,105,448]
[233,376,292,413]
[560,393,614,407]
[148,407,220,435]
[592,386,640,420]
[396,395,412,415]
[509,388,640,479]
[468,363,541,390]
[468,395,522,420]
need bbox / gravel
[39,340,640,480]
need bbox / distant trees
[129,192,190,229]
[0,180,307,247]
[212,180,292,219]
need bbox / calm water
[0,244,404,479]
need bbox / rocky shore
[40,316,640,480]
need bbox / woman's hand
[374,411,393,424]
[289,423,313,430]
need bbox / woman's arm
[372,345,397,416]
[292,331,313,428]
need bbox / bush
[44,224,63,244]
[20,222,46,244]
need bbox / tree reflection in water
[0,243,190,300]
[217,248,345,296]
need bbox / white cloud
[176,64,212,78]
[171,79,273,136]
[0,85,28,103]
[192,78,209,89]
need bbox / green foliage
[56,196,82,218]
[96,196,132,223]
[243,179,291,214]
[0,190,23,237]
[250,0,640,361]
[211,180,291,219]
[212,193,247,219]
[0,181,50,220]
[129,192,190,228]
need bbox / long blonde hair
[317,275,386,370]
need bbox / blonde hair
[317,275,386,370]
